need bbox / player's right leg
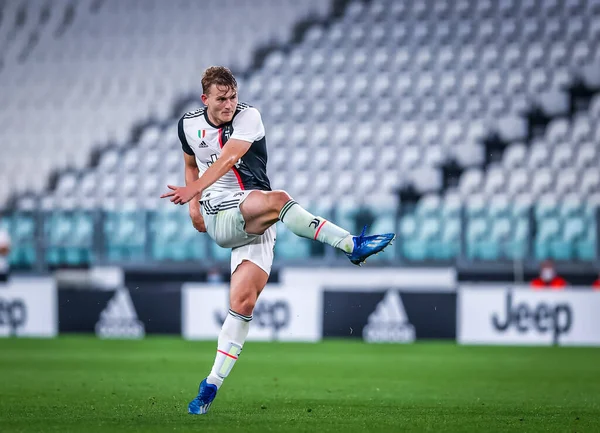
[240,190,395,265]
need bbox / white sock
[206,309,251,389]
[279,200,354,253]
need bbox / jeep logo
[0,298,27,335]
[492,292,572,344]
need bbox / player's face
[203,84,238,125]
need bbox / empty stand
[1,0,599,266]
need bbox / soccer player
[160,66,395,415]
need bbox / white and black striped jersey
[178,103,271,201]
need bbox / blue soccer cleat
[345,226,396,266]
[188,378,218,415]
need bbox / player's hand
[160,184,201,205]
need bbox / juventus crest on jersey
[178,103,271,201]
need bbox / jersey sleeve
[231,107,265,143]
[178,116,194,156]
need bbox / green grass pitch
[1,337,599,432]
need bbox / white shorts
[201,190,276,276]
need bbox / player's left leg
[208,259,267,387]
[188,228,275,415]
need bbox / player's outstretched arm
[161,138,252,205]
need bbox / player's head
[201,66,238,125]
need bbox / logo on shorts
[309,218,320,229]
[234,192,244,197]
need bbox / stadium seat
[507,169,529,197]
[44,212,94,266]
[589,94,600,118]
[531,169,554,196]
[570,115,593,143]
[503,44,523,72]
[502,143,527,169]
[496,115,528,142]
[488,194,511,219]
[545,118,571,145]
[440,193,462,219]
[537,89,570,116]
[548,43,568,68]
[453,143,485,168]
[535,218,561,259]
[551,146,575,170]
[559,194,585,218]
[459,169,484,198]
[576,224,597,261]
[535,194,560,219]
[466,218,488,260]
[483,167,506,196]
[410,167,443,194]
[400,218,426,261]
[576,143,599,169]
[437,218,461,259]
[478,217,512,261]
[580,170,600,196]
[527,144,551,170]
[550,216,585,260]
[507,218,530,259]
[2,213,37,268]
[106,211,147,262]
[466,194,487,219]
[554,169,578,196]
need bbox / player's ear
[201,93,209,105]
